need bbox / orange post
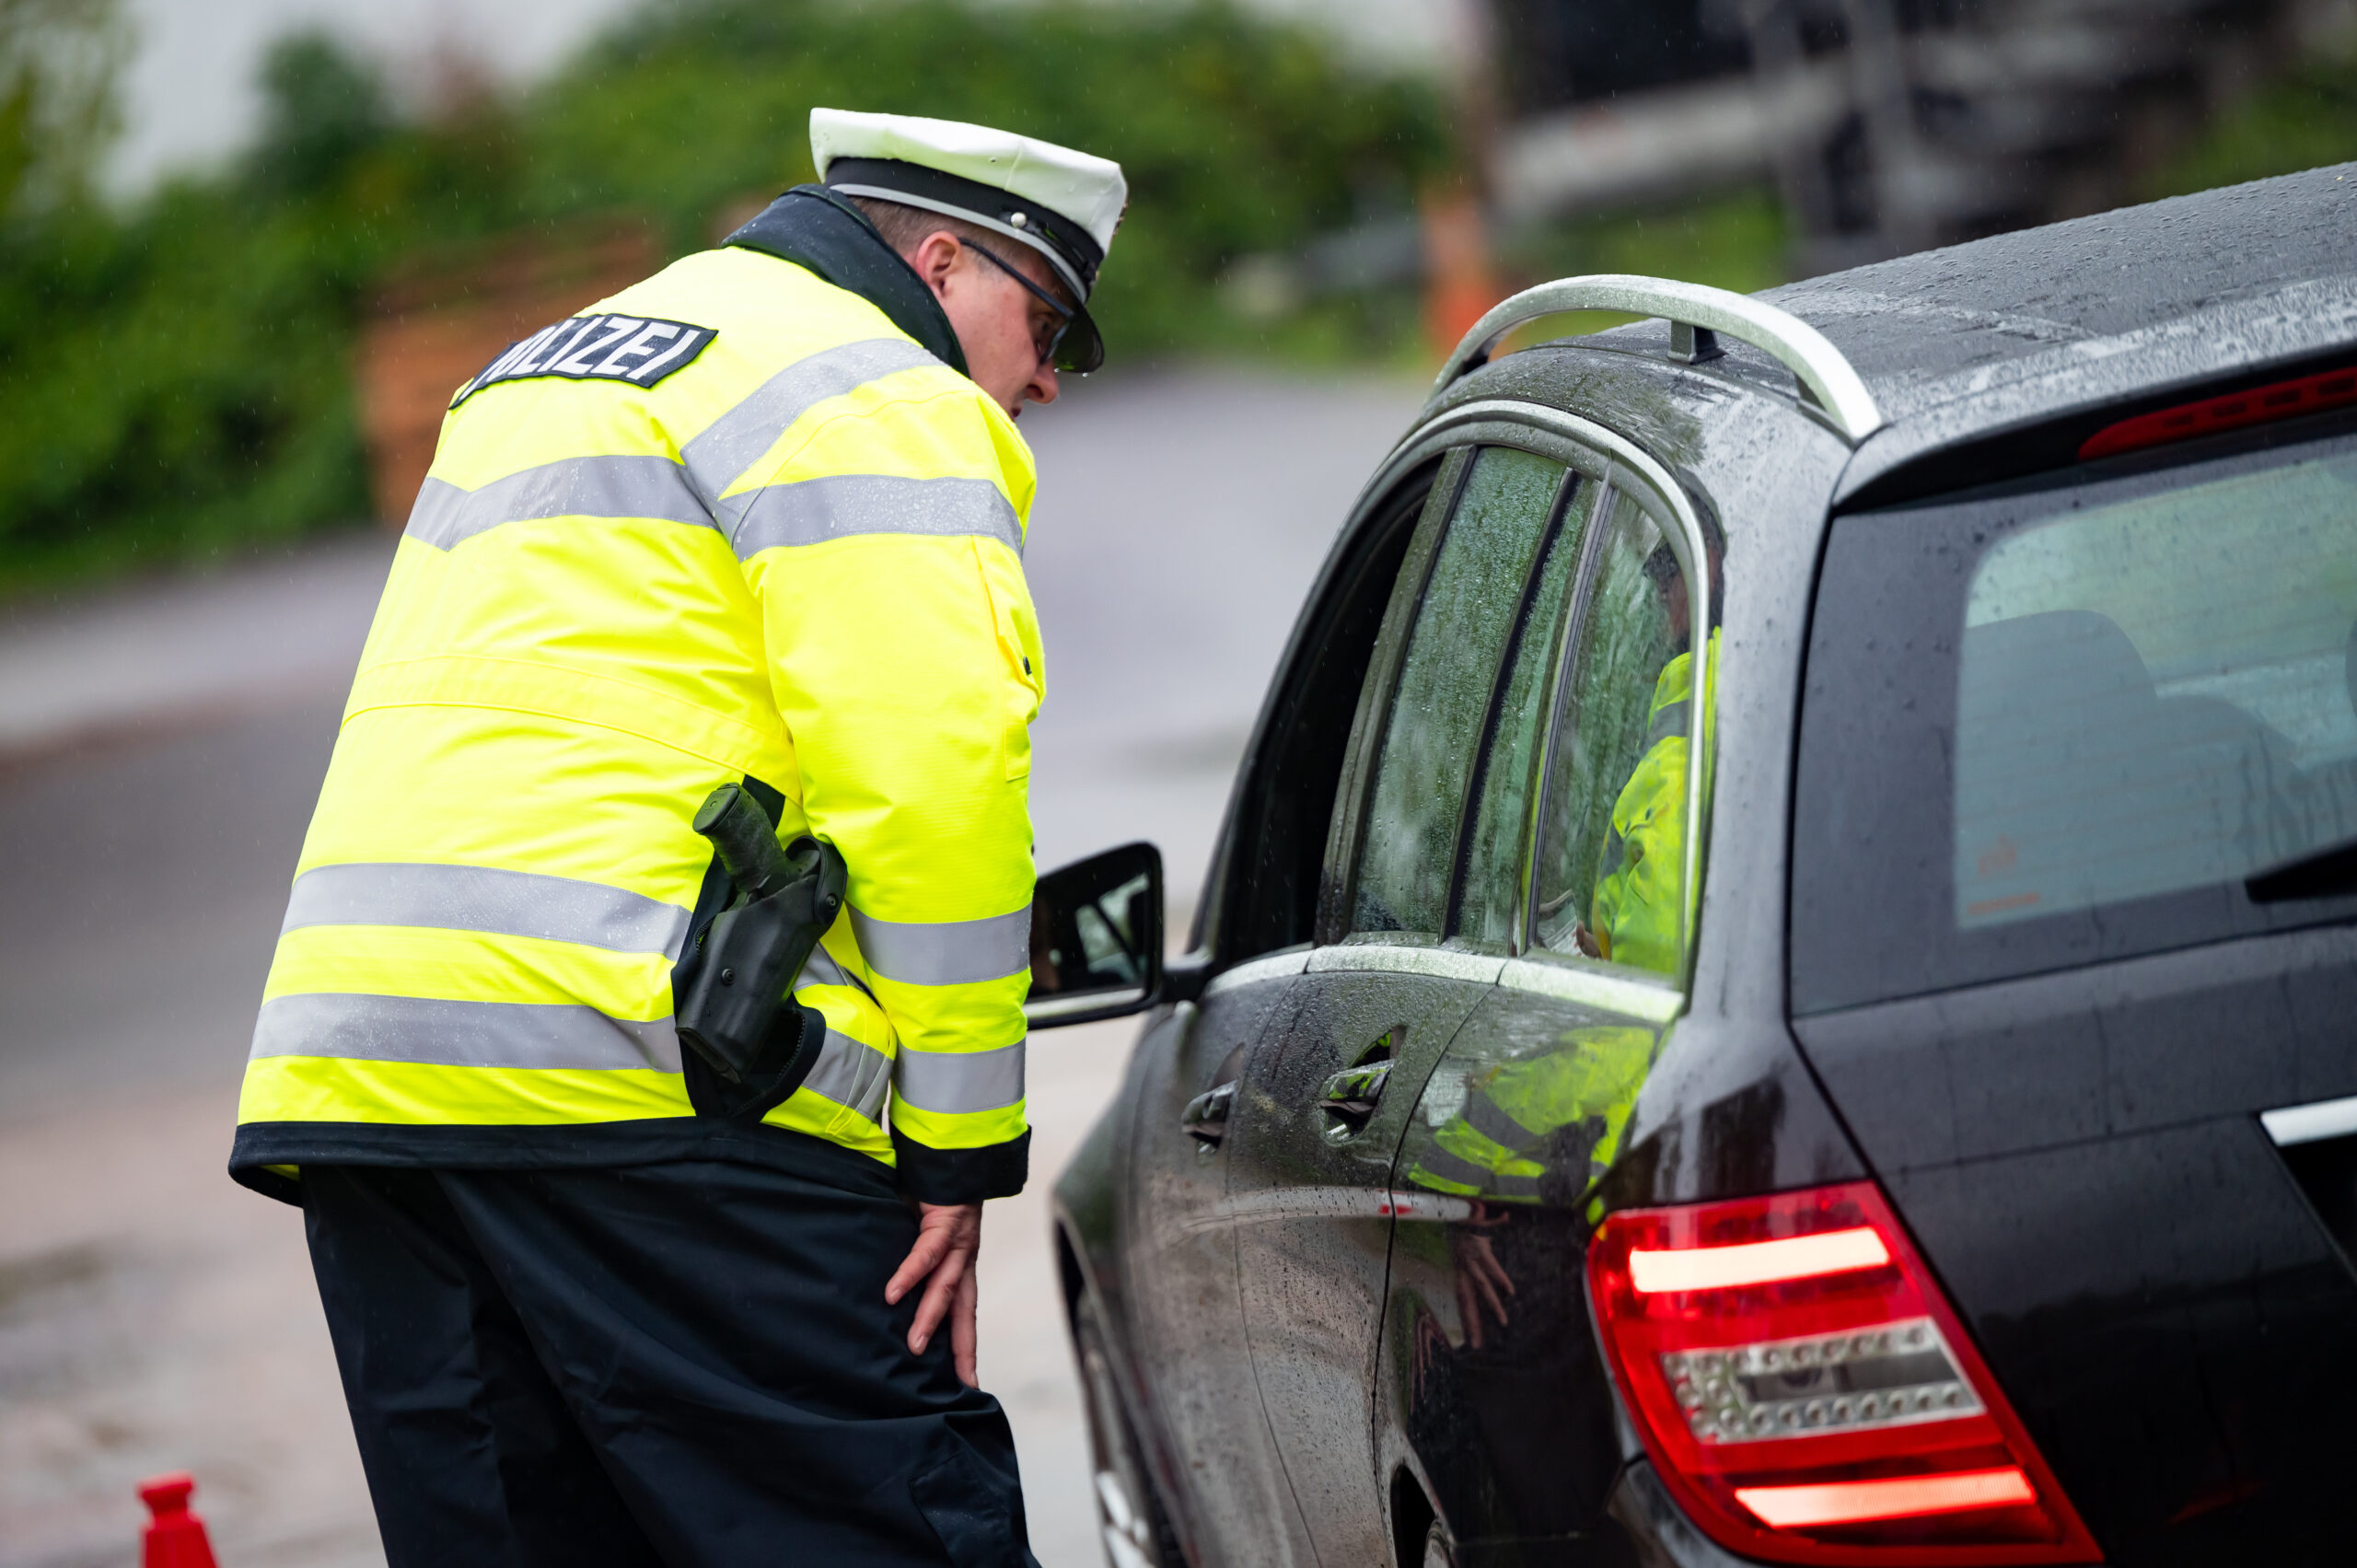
[138,1474,220,1568]
[1422,187,1502,362]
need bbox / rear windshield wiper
[2246,835,2357,903]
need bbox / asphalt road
[0,366,1424,1568]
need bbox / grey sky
[110,0,1463,194]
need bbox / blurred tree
[2143,52,2357,201]
[0,26,389,593]
[249,30,390,199]
[525,0,1452,360]
[0,0,128,221]
[0,0,1451,595]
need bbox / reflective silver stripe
[250,993,681,1072]
[850,905,1030,987]
[799,1024,893,1124]
[404,454,710,551]
[793,945,857,992]
[282,863,692,957]
[680,338,942,505]
[726,474,1023,559]
[893,1040,1026,1116]
[1645,699,1690,751]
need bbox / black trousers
[301,1155,1034,1568]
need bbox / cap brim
[1055,298,1104,375]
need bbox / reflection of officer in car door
[1396,1028,1660,1537]
[1406,1026,1657,1207]
[1572,517,1724,975]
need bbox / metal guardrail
[1430,273,1887,445]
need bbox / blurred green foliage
[1495,186,1788,348]
[0,0,125,220]
[31,1,2350,603]
[2143,48,2357,201]
[0,0,1450,596]
[527,0,1451,355]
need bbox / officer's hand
[887,1201,984,1386]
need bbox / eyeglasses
[960,238,1075,369]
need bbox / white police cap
[811,108,1126,327]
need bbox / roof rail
[1432,273,1887,445]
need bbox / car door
[1111,459,1447,1568]
[1379,475,1722,1553]
[1117,962,1317,1568]
[1223,445,1597,1560]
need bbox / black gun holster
[677,838,847,1121]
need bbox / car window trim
[1198,944,1313,1004]
[1372,402,1719,987]
[1309,941,1507,986]
[1498,951,1685,1024]
[1276,932,1683,1025]
[1509,482,1622,953]
[1329,401,1718,981]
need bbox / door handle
[1317,1059,1393,1132]
[1182,1081,1236,1147]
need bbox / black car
[1023,163,2357,1568]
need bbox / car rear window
[1792,424,2357,1012]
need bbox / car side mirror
[1026,842,1178,1028]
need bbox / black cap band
[822,157,1104,298]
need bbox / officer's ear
[907,231,967,299]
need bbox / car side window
[1210,461,1437,961]
[1529,494,1714,976]
[1351,447,1569,936]
[1452,477,1596,947]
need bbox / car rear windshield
[1792,423,2357,1012]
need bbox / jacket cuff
[892,1128,1029,1204]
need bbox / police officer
[229,110,1125,1567]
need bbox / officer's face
[1663,575,1690,644]
[908,231,1064,417]
[1658,548,1723,647]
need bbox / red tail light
[2078,365,2357,460]
[1587,1182,2100,1565]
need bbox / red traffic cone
[138,1473,220,1568]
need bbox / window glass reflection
[1353,447,1568,935]
[1455,482,1595,946]
[1956,454,2357,926]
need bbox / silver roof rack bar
[1432,273,1887,445]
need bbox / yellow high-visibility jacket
[1590,633,1717,978]
[232,189,1041,1205]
